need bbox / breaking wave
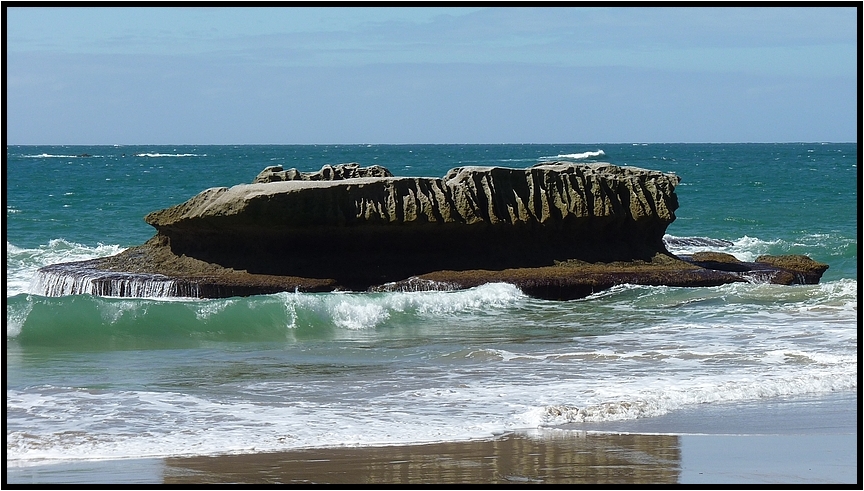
[539,150,606,161]
[663,233,856,275]
[20,154,98,158]
[134,153,204,158]
[6,283,526,346]
[6,240,126,297]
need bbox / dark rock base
[32,240,828,301]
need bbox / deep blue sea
[5,144,858,468]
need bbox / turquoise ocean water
[5,144,858,468]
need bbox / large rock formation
[33,162,828,300]
[143,162,681,288]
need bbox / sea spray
[7,240,125,297]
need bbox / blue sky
[5,6,857,144]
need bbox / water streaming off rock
[31,264,196,298]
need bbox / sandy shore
[6,392,857,485]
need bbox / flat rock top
[190,161,676,197]
[445,162,676,179]
[146,161,681,230]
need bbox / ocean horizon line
[6,141,857,147]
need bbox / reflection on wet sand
[164,430,680,484]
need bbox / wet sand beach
[166,432,680,484]
[6,392,857,485]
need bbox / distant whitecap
[538,150,605,161]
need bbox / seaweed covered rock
[755,255,829,284]
[687,251,751,272]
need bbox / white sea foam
[6,240,125,297]
[529,369,856,426]
[21,154,94,158]
[277,283,525,330]
[663,234,783,261]
[7,354,855,464]
[664,232,856,265]
[134,153,204,157]
[539,150,605,161]
[5,294,856,464]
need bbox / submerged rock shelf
[33,162,828,300]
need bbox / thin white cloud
[6,7,856,78]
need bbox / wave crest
[539,150,605,161]
[6,240,125,297]
[280,282,525,330]
[135,153,204,158]
[7,283,526,345]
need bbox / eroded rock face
[143,162,681,287]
